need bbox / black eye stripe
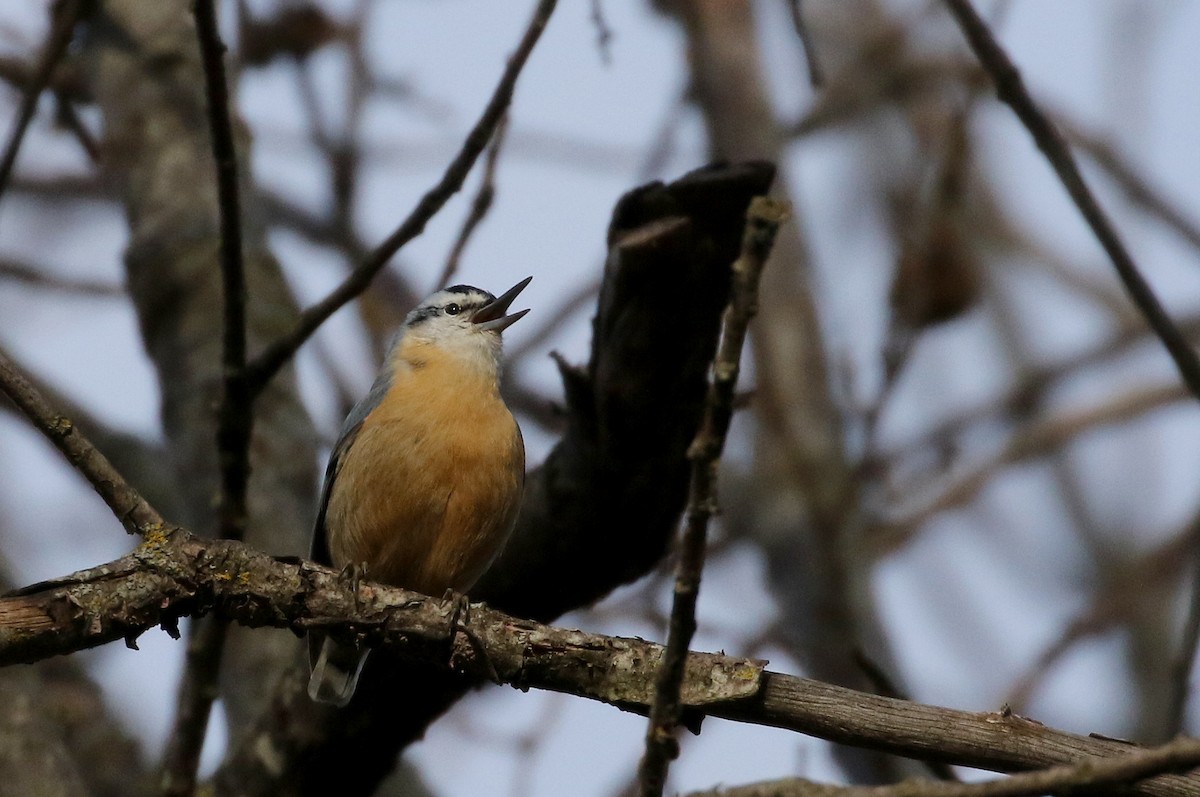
[406,295,488,326]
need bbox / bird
[307,277,531,706]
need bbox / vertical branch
[160,1,251,794]
[637,197,789,797]
[942,0,1200,403]
[196,0,252,545]
[0,0,88,206]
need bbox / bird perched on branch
[308,277,531,706]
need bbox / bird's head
[396,276,532,371]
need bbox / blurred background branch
[2,1,1200,795]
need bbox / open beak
[472,276,532,333]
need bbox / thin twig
[786,0,824,88]
[877,381,1188,549]
[0,349,163,535]
[0,258,121,295]
[637,197,789,797]
[160,2,252,794]
[1064,119,1200,257]
[1001,524,1196,713]
[0,0,88,207]
[942,0,1200,404]
[436,113,509,289]
[589,0,614,65]
[242,0,557,398]
[685,735,1200,797]
[51,92,101,163]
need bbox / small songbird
[308,277,531,706]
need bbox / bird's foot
[339,562,367,612]
[444,591,499,683]
[442,588,471,628]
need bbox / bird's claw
[339,562,367,612]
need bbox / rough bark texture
[209,161,776,797]
[0,529,765,710]
[0,566,147,797]
[83,0,318,736]
[5,527,1200,797]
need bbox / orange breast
[324,342,524,595]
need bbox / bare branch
[684,736,1200,797]
[195,0,252,546]
[943,0,1200,404]
[436,113,509,289]
[0,259,122,296]
[4,527,1200,797]
[242,0,558,397]
[0,0,88,206]
[160,1,253,792]
[0,344,183,521]
[0,349,164,536]
[1063,119,1200,257]
[638,197,789,796]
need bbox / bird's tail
[308,635,369,706]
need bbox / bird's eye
[444,303,461,316]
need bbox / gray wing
[309,367,396,565]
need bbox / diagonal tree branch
[0,258,122,295]
[1062,119,1200,258]
[942,0,1200,403]
[0,529,765,710]
[0,349,164,536]
[0,0,89,207]
[436,112,509,289]
[242,0,557,397]
[684,735,1200,797]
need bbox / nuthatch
[308,277,531,706]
